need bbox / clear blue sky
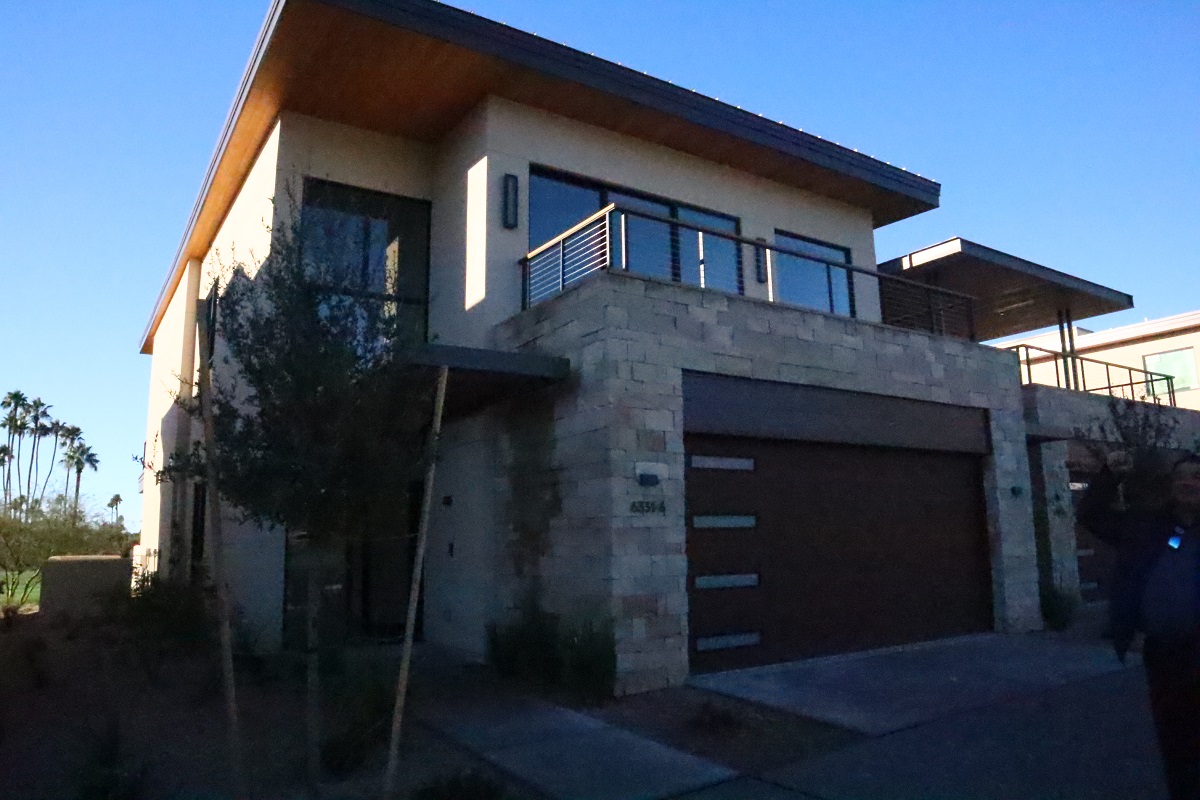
[1,1,1196,531]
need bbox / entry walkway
[417,690,734,800]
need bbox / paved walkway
[418,691,735,800]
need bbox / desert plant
[107,573,216,682]
[487,595,616,702]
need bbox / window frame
[771,228,854,315]
[299,176,433,340]
[528,166,744,294]
[1143,347,1198,394]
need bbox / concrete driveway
[682,633,1167,800]
[690,633,1133,735]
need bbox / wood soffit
[143,0,940,353]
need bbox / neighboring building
[138,0,1200,693]
[1000,310,1200,411]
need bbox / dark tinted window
[301,178,431,337]
[773,231,851,315]
[528,172,602,251]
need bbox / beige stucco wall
[426,96,881,348]
[140,258,201,574]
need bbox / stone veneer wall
[494,270,1044,694]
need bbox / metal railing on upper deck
[520,204,977,340]
[1008,343,1178,406]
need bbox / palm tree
[71,442,99,515]
[23,399,52,504]
[2,393,29,510]
[59,425,82,501]
[107,494,123,523]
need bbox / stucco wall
[496,270,1043,694]
[424,412,505,658]
[140,258,200,573]
[426,96,882,349]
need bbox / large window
[1144,348,1197,396]
[772,231,853,316]
[528,168,743,294]
[300,178,431,338]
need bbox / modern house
[139,0,1200,694]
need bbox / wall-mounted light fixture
[502,173,519,229]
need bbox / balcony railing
[520,204,977,340]
[1009,343,1177,406]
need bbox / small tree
[200,214,435,792]
[1077,396,1183,513]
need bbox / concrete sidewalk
[418,691,735,800]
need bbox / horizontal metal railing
[520,204,978,340]
[1008,343,1177,406]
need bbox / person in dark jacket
[1079,452,1200,800]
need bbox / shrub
[561,617,616,704]
[487,601,615,703]
[320,667,395,778]
[107,574,215,681]
[1040,584,1078,632]
[413,771,507,800]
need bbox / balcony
[1009,344,1178,407]
[520,204,978,340]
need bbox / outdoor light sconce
[502,174,519,229]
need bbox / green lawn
[3,571,40,607]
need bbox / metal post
[620,212,629,271]
[1106,363,1113,396]
[1066,309,1081,390]
[604,211,613,271]
[558,239,565,294]
[1170,376,1177,407]
[846,268,858,319]
[765,248,775,302]
[1057,310,1072,390]
[826,264,835,314]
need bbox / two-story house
[138,0,1196,694]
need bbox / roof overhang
[878,238,1133,341]
[141,0,941,354]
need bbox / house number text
[630,500,667,514]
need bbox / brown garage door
[687,434,993,672]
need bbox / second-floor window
[528,168,743,295]
[1144,347,1197,396]
[300,178,431,339]
[772,231,853,317]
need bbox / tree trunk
[196,300,247,798]
[73,471,80,516]
[382,365,449,799]
[306,569,322,796]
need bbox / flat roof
[141,0,941,353]
[878,238,1133,341]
